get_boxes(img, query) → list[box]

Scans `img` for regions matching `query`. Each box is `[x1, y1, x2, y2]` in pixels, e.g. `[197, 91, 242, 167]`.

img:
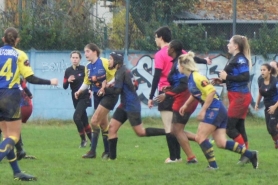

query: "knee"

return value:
[90, 116, 99, 126]
[214, 139, 226, 148]
[108, 124, 117, 135]
[195, 135, 204, 144]
[226, 128, 238, 139]
[170, 126, 179, 136]
[73, 112, 82, 122]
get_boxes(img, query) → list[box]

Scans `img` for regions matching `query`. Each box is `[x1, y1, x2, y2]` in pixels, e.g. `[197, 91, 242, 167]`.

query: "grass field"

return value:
[0, 116, 277, 185]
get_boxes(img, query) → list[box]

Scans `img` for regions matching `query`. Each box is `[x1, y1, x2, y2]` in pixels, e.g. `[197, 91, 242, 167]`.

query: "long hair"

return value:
[261, 63, 276, 76]
[4, 27, 18, 46]
[232, 35, 252, 70]
[178, 51, 199, 73]
[85, 43, 101, 57]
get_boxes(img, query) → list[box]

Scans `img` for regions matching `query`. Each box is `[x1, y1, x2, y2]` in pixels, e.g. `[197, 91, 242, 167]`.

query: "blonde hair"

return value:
[178, 51, 199, 73]
[232, 35, 252, 69]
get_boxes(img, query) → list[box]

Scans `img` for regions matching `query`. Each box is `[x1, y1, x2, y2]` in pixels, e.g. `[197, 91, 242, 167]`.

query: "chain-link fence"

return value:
[1, 0, 278, 56]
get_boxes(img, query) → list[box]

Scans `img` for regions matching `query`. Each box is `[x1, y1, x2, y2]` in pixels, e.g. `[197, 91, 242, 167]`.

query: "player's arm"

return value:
[18, 50, 57, 86]
[165, 76, 187, 97]
[194, 57, 207, 64]
[63, 69, 70, 89]
[149, 69, 162, 99]
[104, 71, 123, 95]
[75, 66, 90, 99]
[226, 58, 250, 82]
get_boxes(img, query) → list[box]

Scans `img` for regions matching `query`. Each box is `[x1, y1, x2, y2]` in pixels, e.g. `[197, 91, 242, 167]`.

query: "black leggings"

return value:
[226, 118, 248, 142]
[264, 109, 278, 137]
[72, 97, 90, 133]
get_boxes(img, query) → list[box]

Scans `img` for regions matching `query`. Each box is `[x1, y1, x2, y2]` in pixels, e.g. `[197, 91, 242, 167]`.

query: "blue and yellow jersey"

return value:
[83, 57, 116, 92]
[188, 71, 220, 108]
[0, 45, 34, 89]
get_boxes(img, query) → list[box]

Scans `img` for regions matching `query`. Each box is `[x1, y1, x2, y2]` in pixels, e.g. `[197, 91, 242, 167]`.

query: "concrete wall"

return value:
[27, 49, 275, 120]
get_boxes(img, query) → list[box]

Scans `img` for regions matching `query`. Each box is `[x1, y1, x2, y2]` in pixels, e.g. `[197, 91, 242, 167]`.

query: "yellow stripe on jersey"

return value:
[9, 49, 34, 88]
[83, 58, 116, 85]
[83, 64, 91, 85]
[193, 72, 218, 102]
[101, 57, 116, 83]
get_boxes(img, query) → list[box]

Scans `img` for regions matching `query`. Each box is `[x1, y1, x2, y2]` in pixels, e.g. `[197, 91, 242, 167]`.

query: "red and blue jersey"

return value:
[224, 53, 250, 93]
[114, 65, 141, 112]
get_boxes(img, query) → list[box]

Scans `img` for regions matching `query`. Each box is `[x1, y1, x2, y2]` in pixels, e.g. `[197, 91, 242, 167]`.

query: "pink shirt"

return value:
[154, 46, 187, 91]
[154, 46, 173, 91]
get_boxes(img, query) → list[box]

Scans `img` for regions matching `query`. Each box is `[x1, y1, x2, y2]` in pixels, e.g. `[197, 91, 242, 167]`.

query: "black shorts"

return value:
[172, 111, 190, 125]
[158, 91, 173, 111]
[93, 92, 102, 109]
[100, 94, 119, 110]
[0, 89, 21, 121]
[112, 107, 142, 126]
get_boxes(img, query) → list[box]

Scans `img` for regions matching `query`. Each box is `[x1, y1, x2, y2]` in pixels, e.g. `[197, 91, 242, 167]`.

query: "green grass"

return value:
[0, 117, 276, 185]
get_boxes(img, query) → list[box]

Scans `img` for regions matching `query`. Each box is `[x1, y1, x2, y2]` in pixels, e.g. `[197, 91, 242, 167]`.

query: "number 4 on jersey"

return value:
[0, 58, 13, 81]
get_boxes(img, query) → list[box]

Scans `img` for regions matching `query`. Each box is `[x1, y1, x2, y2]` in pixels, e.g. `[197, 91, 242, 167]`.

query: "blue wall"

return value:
[26, 49, 277, 120]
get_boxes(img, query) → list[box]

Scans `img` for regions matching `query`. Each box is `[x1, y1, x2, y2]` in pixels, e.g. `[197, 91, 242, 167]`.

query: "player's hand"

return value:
[197, 109, 206, 121]
[219, 70, 227, 80]
[75, 91, 80, 99]
[68, 75, 75, 83]
[210, 78, 223, 85]
[179, 104, 188, 116]
[154, 93, 166, 103]
[254, 104, 259, 111]
[267, 105, 276, 114]
[50, 78, 58, 86]
[97, 88, 105, 96]
[204, 57, 212, 65]
[148, 99, 154, 109]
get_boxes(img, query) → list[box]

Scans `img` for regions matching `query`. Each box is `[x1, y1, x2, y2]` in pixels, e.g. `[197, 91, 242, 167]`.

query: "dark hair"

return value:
[109, 52, 123, 69]
[4, 27, 18, 46]
[262, 63, 276, 75]
[70, 50, 82, 59]
[85, 43, 100, 57]
[169, 40, 183, 57]
[155, 26, 171, 43]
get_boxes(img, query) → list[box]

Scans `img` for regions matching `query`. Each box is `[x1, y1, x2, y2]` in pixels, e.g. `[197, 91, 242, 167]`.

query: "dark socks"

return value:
[166, 133, 179, 160]
[15, 135, 23, 152]
[79, 132, 86, 141]
[225, 140, 253, 158]
[0, 137, 15, 161]
[109, 138, 118, 160]
[84, 125, 92, 141]
[101, 127, 109, 153]
[199, 140, 217, 168]
[7, 149, 21, 174]
[90, 127, 100, 152]
[145, 128, 166, 136]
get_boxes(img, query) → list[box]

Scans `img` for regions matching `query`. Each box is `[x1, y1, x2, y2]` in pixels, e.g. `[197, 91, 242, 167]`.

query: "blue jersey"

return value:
[188, 71, 221, 108]
[85, 58, 106, 92]
[224, 53, 250, 93]
[168, 59, 186, 88]
[0, 45, 34, 89]
[114, 65, 141, 112]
